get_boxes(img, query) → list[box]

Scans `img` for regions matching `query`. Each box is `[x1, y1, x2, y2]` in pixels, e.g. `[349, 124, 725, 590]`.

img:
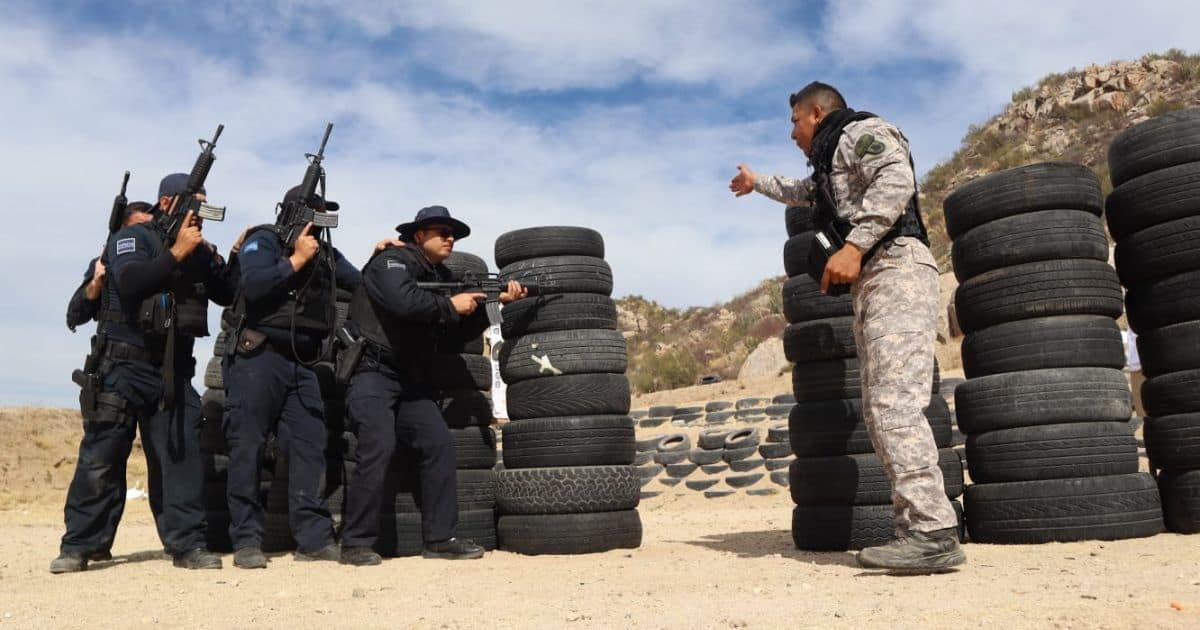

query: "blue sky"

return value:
[1, 0, 1196, 406]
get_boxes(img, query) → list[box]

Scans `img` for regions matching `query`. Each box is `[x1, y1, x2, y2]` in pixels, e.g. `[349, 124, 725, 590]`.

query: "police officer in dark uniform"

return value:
[223, 186, 361, 569]
[52, 175, 238, 573]
[339, 206, 526, 566]
[67, 202, 156, 332]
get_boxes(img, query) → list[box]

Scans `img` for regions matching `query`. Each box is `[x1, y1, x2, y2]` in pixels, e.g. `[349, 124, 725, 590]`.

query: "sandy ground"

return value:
[1, 493, 1198, 629]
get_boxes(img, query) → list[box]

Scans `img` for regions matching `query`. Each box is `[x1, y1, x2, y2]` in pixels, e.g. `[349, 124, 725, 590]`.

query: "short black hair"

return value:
[789, 82, 847, 112]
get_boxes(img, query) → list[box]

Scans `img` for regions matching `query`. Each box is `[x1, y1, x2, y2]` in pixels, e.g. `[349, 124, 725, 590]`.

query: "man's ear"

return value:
[811, 103, 825, 122]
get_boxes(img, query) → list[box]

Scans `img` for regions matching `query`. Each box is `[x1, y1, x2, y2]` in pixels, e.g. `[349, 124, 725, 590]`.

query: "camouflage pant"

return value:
[852, 237, 958, 535]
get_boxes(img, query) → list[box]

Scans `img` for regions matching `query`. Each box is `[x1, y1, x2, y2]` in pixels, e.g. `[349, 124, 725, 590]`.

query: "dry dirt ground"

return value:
[3, 408, 1198, 629]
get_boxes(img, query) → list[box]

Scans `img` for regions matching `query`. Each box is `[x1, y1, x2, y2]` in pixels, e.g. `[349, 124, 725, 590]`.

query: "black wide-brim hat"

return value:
[283, 185, 339, 211]
[395, 205, 470, 239]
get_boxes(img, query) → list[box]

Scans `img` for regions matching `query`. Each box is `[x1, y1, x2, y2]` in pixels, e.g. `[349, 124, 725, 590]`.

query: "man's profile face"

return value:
[125, 209, 154, 227]
[791, 102, 823, 157]
[415, 223, 456, 262]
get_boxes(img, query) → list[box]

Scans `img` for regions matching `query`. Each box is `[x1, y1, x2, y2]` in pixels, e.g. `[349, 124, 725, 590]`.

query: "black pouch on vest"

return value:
[807, 224, 852, 297]
[235, 328, 268, 357]
[137, 292, 173, 334]
[174, 292, 210, 337]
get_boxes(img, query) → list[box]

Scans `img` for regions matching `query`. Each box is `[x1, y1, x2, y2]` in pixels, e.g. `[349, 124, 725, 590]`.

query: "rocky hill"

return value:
[921, 50, 1200, 267]
[622, 50, 1200, 393]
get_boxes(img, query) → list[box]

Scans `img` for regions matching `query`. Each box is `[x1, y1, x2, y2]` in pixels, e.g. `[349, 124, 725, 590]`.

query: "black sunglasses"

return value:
[422, 226, 455, 239]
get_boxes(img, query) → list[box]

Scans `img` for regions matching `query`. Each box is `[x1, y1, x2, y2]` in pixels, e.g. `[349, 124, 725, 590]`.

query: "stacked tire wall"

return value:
[781, 206, 961, 551]
[369, 250, 500, 556]
[1107, 108, 1200, 534]
[495, 227, 642, 554]
[947, 162, 1163, 544]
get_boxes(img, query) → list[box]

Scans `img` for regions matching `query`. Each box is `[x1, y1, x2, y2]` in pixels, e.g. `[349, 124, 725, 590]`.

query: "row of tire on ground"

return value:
[1107, 108, 1200, 534]
[493, 227, 643, 554]
[780, 207, 961, 550]
[632, 396, 795, 428]
[634, 424, 794, 498]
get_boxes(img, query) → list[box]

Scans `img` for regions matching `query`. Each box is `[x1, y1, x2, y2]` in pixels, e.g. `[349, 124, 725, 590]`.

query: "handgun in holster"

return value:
[334, 325, 366, 385]
[807, 174, 852, 297]
[73, 334, 108, 419]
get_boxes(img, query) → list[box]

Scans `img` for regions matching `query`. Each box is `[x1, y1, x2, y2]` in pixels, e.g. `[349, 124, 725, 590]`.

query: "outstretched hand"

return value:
[375, 238, 406, 252]
[729, 164, 758, 197]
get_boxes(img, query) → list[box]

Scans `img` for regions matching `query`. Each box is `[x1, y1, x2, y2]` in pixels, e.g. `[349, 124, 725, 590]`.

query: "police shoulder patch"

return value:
[115, 238, 136, 256]
[854, 133, 887, 158]
[386, 260, 406, 271]
[242, 239, 260, 254]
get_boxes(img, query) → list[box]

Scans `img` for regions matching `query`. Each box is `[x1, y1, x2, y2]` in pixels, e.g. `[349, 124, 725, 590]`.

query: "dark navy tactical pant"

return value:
[341, 362, 458, 548]
[61, 359, 206, 557]
[224, 349, 333, 553]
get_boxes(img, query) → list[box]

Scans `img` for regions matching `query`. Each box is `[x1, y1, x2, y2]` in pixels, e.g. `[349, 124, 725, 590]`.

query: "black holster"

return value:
[334, 326, 365, 385]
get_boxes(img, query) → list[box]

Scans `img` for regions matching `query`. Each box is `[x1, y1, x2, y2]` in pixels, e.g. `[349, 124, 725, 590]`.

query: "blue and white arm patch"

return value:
[241, 239, 260, 254]
[386, 260, 406, 271]
[115, 238, 136, 256]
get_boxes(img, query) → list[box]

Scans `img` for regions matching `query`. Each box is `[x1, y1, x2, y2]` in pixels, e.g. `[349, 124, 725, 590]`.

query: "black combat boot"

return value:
[857, 527, 966, 573]
[173, 548, 223, 570]
[233, 547, 268, 569]
[422, 538, 485, 560]
[49, 552, 87, 574]
[88, 550, 113, 562]
[294, 544, 340, 562]
[339, 546, 383, 567]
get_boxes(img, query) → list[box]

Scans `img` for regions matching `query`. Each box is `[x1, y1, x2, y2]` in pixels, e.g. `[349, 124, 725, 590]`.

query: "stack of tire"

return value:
[199, 324, 237, 553]
[1106, 108, 1200, 534]
[780, 205, 960, 550]
[946, 162, 1164, 544]
[364, 250, 501, 556]
[494, 226, 642, 554]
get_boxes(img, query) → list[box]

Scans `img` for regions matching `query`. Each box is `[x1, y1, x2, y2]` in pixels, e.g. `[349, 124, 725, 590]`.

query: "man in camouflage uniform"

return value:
[730, 81, 964, 572]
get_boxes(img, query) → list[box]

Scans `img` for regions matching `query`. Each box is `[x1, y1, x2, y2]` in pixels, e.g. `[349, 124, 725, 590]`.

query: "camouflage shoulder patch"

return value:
[854, 133, 886, 158]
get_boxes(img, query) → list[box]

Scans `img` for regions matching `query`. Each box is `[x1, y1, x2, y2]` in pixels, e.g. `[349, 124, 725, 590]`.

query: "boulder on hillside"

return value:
[737, 337, 788, 381]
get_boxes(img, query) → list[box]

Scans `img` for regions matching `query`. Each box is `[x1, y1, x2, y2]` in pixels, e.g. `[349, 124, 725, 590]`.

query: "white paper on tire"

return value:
[488, 323, 508, 419]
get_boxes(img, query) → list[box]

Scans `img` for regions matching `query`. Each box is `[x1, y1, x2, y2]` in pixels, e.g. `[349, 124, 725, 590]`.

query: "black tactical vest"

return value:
[241, 224, 337, 336]
[809, 109, 929, 260]
[102, 222, 210, 339]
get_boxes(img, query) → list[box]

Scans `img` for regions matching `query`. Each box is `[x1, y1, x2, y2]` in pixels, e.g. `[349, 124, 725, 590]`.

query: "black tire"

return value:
[788, 396, 952, 457]
[700, 463, 728, 475]
[726, 473, 764, 488]
[965, 422, 1138, 484]
[783, 232, 813, 278]
[792, 502, 964, 551]
[655, 433, 691, 452]
[1144, 413, 1200, 470]
[496, 466, 639, 515]
[201, 418, 227, 456]
[462, 335, 485, 355]
[686, 479, 719, 491]
[791, 358, 861, 402]
[389, 468, 497, 513]
[377, 509, 496, 557]
[502, 415, 634, 468]
[443, 251, 489, 280]
[782, 275, 853, 324]
[1126, 269, 1200, 334]
[430, 353, 493, 390]
[452, 426, 498, 469]
[500, 255, 613, 296]
[1107, 107, 1200, 188]
[688, 448, 723, 465]
[204, 357, 223, 390]
[1137, 320, 1200, 378]
[766, 424, 789, 443]
[1108, 161, 1200, 241]
[782, 317, 856, 362]
[500, 294, 618, 338]
[499, 329, 627, 384]
[1115, 215, 1200, 286]
[1159, 469, 1200, 534]
[653, 450, 688, 465]
[437, 389, 493, 428]
[1142, 369, 1200, 417]
[494, 227, 605, 269]
[636, 463, 663, 481]
[954, 259, 1123, 334]
[961, 315, 1124, 378]
[964, 473, 1164, 544]
[498, 510, 642, 555]
[943, 162, 1102, 239]
[758, 443, 792, 459]
[506, 374, 630, 420]
[647, 405, 675, 418]
[724, 428, 761, 449]
[955, 367, 1131, 434]
[697, 430, 730, 450]
[201, 388, 225, 422]
[634, 436, 659, 452]
[785, 205, 817, 237]
[730, 458, 765, 473]
[723, 446, 757, 463]
[951, 210, 1108, 282]
[788, 448, 962, 505]
[704, 411, 732, 425]
[213, 330, 230, 358]
[705, 401, 733, 412]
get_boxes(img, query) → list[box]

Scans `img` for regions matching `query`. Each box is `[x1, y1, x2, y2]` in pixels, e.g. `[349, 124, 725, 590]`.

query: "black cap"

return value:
[283, 185, 340, 211]
[158, 173, 205, 199]
[395, 205, 470, 240]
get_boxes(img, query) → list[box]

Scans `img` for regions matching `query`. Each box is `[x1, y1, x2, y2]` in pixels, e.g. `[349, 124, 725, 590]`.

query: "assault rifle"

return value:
[107, 171, 131, 234]
[160, 124, 226, 243]
[278, 122, 337, 248]
[417, 272, 540, 325]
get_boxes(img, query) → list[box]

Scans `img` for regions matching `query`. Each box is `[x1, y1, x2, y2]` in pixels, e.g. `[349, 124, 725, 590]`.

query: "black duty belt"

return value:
[104, 339, 163, 366]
